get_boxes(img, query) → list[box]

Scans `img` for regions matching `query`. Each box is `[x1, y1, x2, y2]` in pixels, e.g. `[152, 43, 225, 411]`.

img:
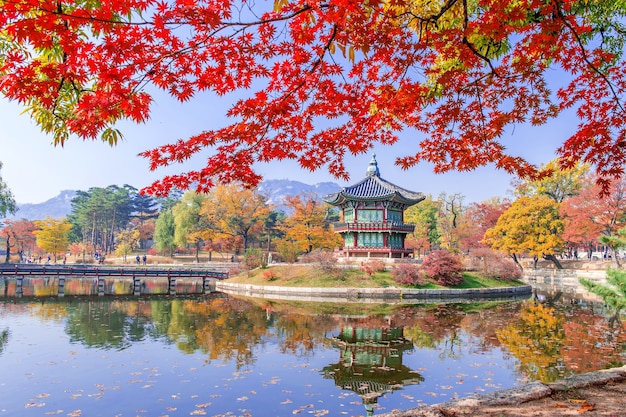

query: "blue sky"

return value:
[0, 86, 575, 205]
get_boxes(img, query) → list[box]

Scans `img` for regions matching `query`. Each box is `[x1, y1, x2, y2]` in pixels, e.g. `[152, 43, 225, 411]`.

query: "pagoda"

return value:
[323, 155, 424, 259]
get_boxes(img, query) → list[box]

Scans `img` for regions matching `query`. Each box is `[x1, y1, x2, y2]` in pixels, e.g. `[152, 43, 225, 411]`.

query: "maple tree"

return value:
[199, 183, 272, 252]
[561, 174, 626, 259]
[2, 0, 626, 195]
[0, 219, 37, 263]
[484, 195, 565, 268]
[278, 194, 339, 253]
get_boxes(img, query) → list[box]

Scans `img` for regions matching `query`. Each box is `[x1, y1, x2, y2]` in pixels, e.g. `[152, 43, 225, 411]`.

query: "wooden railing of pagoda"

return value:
[332, 222, 415, 233]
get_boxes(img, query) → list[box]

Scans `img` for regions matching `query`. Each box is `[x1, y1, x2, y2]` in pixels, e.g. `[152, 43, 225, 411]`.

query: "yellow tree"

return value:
[279, 194, 340, 254]
[115, 229, 140, 263]
[33, 217, 72, 262]
[200, 183, 272, 253]
[484, 196, 565, 269]
[513, 159, 589, 203]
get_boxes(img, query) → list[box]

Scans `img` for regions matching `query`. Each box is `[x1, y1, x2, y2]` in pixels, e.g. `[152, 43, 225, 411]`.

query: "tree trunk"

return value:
[543, 254, 563, 269]
[4, 235, 10, 264]
[510, 253, 523, 271]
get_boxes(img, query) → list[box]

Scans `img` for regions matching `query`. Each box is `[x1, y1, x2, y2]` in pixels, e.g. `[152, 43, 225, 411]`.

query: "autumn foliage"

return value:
[420, 250, 464, 286]
[2, 0, 626, 195]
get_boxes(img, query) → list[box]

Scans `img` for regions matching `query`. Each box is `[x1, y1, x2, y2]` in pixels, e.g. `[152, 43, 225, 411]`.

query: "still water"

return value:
[0, 291, 624, 417]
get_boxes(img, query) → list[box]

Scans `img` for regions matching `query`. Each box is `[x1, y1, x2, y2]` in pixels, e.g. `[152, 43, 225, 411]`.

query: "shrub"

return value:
[391, 262, 423, 286]
[244, 248, 266, 269]
[262, 269, 279, 281]
[275, 239, 301, 263]
[360, 259, 387, 276]
[467, 248, 521, 281]
[421, 250, 464, 286]
[299, 249, 337, 272]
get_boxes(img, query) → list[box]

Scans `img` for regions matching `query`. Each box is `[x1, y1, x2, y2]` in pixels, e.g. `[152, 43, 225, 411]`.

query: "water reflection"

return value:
[323, 325, 422, 416]
[0, 294, 624, 416]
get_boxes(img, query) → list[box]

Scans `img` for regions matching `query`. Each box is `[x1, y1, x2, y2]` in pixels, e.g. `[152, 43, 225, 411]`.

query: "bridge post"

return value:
[58, 277, 65, 297]
[97, 276, 105, 296]
[202, 277, 216, 293]
[133, 275, 141, 296]
[168, 276, 176, 295]
[16, 276, 23, 298]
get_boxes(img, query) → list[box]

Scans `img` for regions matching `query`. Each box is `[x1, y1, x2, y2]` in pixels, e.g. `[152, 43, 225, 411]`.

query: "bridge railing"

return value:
[0, 264, 229, 279]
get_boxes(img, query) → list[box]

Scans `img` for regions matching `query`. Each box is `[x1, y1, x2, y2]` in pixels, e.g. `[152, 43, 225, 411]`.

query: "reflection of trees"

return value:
[64, 300, 158, 349]
[561, 308, 626, 373]
[497, 301, 567, 382]
[0, 328, 10, 355]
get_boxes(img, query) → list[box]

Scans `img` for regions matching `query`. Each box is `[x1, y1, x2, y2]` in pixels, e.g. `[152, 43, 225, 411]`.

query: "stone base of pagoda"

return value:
[336, 247, 413, 259]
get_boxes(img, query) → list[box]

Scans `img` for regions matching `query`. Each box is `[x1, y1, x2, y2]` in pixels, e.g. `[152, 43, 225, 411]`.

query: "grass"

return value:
[227, 264, 524, 289]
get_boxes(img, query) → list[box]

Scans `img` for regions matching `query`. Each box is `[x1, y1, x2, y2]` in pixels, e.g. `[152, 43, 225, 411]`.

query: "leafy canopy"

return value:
[2, 0, 626, 195]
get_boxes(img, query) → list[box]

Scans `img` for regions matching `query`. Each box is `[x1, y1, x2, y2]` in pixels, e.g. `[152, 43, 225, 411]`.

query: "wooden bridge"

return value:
[0, 264, 229, 298]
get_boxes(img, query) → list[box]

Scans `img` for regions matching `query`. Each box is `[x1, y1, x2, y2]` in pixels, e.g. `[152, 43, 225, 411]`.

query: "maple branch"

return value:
[460, 0, 499, 76]
[554, 0, 625, 113]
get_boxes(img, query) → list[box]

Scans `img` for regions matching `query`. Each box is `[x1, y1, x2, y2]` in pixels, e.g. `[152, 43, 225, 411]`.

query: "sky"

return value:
[0, 85, 576, 206]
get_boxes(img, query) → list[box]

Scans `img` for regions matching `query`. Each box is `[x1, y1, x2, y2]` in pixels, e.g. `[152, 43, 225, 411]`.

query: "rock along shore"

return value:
[377, 365, 626, 417]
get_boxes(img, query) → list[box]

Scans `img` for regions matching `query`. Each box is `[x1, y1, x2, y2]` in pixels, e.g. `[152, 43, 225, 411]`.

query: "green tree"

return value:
[581, 268, 626, 321]
[172, 191, 210, 263]
[484, 196, 565, 269]
[154, 209, 176, 256]
[404, 195, 440, 257]
[0, 162, 16, 218]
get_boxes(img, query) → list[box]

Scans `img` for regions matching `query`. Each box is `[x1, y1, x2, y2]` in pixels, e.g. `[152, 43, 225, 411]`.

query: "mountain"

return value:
[257, 179, 342, 211]
[4, 190, 76, 221]
[2, 180, 342, 221]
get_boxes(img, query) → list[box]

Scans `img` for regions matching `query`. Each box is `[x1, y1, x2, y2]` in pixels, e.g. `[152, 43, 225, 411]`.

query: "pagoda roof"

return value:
[323, 155, 425, 207]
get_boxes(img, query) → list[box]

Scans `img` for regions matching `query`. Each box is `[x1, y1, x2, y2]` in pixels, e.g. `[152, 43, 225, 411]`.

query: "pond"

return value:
[0, 289, 624, 417]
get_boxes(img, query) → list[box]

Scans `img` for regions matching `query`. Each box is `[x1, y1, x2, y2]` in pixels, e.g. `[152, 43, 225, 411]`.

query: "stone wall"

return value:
[521, 269, 607, 302]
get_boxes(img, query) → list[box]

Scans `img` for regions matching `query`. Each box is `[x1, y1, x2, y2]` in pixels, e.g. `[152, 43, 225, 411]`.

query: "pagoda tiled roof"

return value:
[323, 155, 425, 206]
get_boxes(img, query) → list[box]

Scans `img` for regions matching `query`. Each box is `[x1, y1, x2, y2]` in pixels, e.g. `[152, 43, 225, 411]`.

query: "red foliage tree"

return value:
[561, 175, 626, 257]
[0, 219, 38, 262]
[420, 250, 464, 286]
[2, 1, 626, 194]
[460, 198, 511, 251]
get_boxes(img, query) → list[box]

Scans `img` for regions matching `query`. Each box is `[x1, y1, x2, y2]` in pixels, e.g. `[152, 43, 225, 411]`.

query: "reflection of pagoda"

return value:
[324, 155, 425, 259]
[322, 325, 423, 416]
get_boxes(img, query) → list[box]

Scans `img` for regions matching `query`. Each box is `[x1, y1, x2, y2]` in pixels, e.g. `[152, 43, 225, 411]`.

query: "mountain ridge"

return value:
[3, 180, 342, 221]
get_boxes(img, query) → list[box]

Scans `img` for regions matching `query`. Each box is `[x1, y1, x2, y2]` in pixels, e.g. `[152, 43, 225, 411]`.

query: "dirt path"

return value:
[381, 366, 626, 417]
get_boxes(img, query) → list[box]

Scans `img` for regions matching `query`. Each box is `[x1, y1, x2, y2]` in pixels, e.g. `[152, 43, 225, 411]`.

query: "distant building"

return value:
[323, 155, 424, 259]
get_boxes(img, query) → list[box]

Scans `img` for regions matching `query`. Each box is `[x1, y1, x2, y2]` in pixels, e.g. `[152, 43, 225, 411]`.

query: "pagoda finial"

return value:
[366, 153, 380, 177]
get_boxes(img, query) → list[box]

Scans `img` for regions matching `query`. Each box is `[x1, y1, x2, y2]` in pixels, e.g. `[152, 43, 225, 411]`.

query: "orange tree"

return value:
[2, 1, 626, 195]
[278, 194, 340, 254]
[484, 195, 565, 269]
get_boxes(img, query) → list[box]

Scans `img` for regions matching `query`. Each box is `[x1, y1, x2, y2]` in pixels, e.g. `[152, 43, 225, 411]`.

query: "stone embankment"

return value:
[215, 281, 532, 303]
[378, 366, 626, 417]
